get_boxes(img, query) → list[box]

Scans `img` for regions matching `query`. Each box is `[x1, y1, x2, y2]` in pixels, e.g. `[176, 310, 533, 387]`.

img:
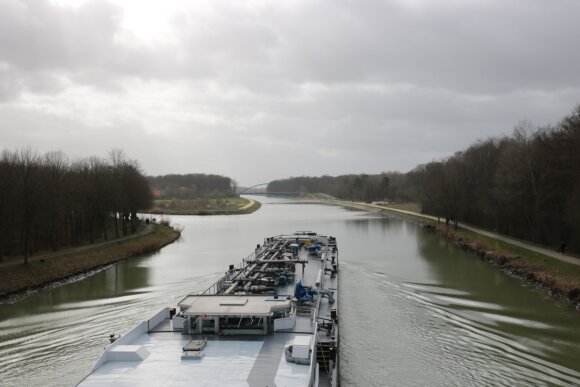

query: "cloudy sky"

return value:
[1, 0, 579, 186]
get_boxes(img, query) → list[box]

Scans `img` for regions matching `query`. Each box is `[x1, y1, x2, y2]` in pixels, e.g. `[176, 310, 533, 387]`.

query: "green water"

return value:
[0, 197, 578, 386]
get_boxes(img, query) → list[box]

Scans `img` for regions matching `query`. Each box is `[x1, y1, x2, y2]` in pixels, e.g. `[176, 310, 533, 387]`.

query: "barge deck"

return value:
[78, 232, 339, 387]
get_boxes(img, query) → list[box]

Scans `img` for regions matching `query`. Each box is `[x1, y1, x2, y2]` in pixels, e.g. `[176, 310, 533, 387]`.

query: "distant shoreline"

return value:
[148, 198, 261, 215]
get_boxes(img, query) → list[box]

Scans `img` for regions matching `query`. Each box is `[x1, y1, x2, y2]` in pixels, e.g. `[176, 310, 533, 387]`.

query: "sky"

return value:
[1, 0, 579, 186]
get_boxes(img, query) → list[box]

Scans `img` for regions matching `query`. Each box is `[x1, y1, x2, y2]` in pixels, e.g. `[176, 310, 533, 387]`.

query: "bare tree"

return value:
[0, 148, 153, 264]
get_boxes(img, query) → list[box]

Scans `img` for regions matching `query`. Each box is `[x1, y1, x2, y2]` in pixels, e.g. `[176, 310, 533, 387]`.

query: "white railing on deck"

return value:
[307, 325, 319, 387]
[89, 308, 170, 372]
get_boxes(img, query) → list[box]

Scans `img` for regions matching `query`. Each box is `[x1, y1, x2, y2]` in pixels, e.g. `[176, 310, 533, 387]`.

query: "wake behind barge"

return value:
[78, 232, 339, 386]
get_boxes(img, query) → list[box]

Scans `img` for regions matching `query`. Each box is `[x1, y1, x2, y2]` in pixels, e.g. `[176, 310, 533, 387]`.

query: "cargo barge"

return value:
[78, 232, 339, 386]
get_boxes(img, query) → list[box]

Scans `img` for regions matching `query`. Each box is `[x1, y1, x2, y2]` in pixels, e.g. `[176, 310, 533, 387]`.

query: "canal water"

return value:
[0, 197, 579, 386]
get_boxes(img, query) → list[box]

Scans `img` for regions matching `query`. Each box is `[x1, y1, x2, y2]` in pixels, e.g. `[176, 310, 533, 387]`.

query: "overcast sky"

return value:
[1, 0, 579, 186]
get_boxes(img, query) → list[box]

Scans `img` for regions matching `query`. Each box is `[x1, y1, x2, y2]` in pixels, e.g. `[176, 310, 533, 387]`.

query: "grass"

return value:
[0, 224, 149, 266]
[0, 223, 181, 299]
[327, 198, 580, 304]
[301, 193, 331, 200]
[384, 202, 422, 213]
[150, 197, 259, 215]
[438, 225, 580, 302]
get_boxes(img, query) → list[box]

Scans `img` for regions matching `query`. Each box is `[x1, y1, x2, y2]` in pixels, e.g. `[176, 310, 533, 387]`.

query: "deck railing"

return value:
[200, 249, 258, 295]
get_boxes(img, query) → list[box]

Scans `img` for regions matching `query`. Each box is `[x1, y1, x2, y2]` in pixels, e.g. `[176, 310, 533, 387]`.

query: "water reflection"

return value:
[344, 213, 402, 234]
[0, 197, 579, 386]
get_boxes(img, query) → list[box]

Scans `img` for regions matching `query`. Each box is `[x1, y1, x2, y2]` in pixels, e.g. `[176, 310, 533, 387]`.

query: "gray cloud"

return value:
[0, 0, 579, 185]
[0, 1, 122, 70]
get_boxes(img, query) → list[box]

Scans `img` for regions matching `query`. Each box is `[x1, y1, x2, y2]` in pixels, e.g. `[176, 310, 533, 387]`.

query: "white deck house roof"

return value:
[178, 295, 291, 317]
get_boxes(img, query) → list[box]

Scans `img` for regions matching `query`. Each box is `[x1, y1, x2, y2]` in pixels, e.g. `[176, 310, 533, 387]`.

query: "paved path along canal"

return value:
[336, 200, 580, 267]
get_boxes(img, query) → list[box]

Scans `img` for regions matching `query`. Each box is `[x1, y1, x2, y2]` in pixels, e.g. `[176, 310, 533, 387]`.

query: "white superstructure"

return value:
[78, 232, 339, 387]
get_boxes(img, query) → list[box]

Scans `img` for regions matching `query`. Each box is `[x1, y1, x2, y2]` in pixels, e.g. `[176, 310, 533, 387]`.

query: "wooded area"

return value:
[0, 149, 152, 264]
[268, 106, 580, 253]
[267, 172, 416, 203]
[411, 106, 580, 253]
[147, 174, 236, 199]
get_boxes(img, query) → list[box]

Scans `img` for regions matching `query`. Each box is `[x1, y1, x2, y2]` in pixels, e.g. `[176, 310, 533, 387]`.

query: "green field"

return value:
[150, 197, 260, 215]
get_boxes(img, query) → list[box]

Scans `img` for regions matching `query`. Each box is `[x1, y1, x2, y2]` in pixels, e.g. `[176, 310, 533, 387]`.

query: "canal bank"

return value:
[1, 196, 579, 386]
[0, 222, 181, 302]
[149, 197, 261, 215]
[328, 199, 580, 309]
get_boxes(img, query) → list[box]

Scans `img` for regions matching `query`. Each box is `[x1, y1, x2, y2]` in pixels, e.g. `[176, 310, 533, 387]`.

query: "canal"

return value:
[0, 197, 579, 386]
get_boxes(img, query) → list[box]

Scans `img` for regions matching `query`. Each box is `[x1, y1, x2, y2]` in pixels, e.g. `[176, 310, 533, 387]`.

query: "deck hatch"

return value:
[178, 295, 291, 316]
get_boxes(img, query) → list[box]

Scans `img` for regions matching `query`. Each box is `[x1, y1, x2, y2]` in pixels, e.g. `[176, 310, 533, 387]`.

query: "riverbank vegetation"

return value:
[410, 107, 580, 255]
[431, 224, 580, 305]
[149, 197, 260, 215]
[146, 174, 260, 215]
[268, 172, 415, 203]
[0, 222, 180, 300]
[147, 173, 237, 199]
[0, 149, 152, 265]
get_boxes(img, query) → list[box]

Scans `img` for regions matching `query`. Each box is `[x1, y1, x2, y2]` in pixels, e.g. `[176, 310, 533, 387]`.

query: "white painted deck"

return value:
[79, 233, 338, 387]
[79, 331, 311, 386]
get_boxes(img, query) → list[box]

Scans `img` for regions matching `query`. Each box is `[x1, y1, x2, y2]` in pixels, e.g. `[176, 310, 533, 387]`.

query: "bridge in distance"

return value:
[238, 183, 303, 196]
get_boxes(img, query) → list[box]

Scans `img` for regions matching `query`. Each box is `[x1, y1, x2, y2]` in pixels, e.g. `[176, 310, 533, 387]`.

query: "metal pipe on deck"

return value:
[317, 289, 334, 303]
[224, 281, 239, 294]
[315, 269, 323, 288]
[224, 261, 260, 294]
[244, 263, 268, 290]
[249, 259, 307, 264]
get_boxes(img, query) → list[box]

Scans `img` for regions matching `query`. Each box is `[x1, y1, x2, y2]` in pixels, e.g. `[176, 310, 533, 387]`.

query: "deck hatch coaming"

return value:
[178, 294, 292, 317]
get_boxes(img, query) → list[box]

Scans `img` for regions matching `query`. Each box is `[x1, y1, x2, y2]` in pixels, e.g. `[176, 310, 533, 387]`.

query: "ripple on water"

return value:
[342, 265, 580, 386]
[2, 201, 580, 386]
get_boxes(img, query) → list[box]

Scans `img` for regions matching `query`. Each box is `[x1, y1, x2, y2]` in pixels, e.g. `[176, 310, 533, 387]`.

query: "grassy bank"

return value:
[433, 224, 580, 305]
[385, 203, 421, 213]
[149, 197, 261, 215]
[328, 199, 580, 307]
[0, 223, 181, 300]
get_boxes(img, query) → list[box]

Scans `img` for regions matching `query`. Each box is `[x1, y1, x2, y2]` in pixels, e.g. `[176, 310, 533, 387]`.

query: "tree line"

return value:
[268, 105, 580, 253]
[0, 149, 152, 264]
[411, 106, 580, 253]
[267, 172, 416, 203]
[147, 174, 236, 199]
